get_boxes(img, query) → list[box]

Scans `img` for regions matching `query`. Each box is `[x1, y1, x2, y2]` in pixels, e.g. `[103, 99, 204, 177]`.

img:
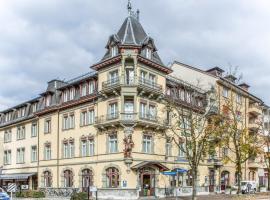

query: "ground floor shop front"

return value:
[0, 161, 268, 199]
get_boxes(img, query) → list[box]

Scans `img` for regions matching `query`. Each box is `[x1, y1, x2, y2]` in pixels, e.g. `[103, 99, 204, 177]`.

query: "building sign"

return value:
[89, 186, 97, 192]
[21, 185, 29, 190]
[122, 180, 127, 188]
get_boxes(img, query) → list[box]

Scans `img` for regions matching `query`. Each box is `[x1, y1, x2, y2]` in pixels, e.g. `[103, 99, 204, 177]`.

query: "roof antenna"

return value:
[127, 0, 132, 16]
[136, 9, 140, 21]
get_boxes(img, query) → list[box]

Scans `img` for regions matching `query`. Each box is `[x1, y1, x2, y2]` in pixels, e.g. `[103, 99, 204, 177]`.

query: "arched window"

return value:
[82, 169, 93, 192]
[44, 171, 52, 187]
[64, 170, 73, 187]
[106, 167, 119, 188]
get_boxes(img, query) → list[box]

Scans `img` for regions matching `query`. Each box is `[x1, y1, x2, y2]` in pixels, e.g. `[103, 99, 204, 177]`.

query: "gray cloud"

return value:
[0, 0, 270, 110]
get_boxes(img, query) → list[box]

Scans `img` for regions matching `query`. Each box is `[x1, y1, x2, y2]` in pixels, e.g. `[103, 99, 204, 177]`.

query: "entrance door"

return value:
[139, 168, 155, 197]
[209, 170, 215, 192]
[221, 171, 230, 191]
[82, 169, 93, 194]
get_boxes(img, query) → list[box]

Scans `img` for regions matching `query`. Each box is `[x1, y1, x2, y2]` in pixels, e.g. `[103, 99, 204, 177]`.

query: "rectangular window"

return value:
[31, 123, 38, 137]
[45, 95, 51, 107]
[31, 146, 37, 162]
[81, 140, 87, 157]
[17, 126, 25, 140]
[63, 115, 69, 130]
[236, 94, 242, 104]
[140, 102, 147, 118]
[44, 144, 51, 160]
[44, 119, 51, 133]
[179, 143, 186, 157]
[88, 109, 95, 125]
[149, 74, 156, 86]
[16, 147, 25, 164]
[223, 87, 229, 98]
[81, 84, 87, 96]
[4, 130, 12, 143]
[146, 48, 152, 59]
[111, 46, 117, 57]
[181, 118, 191, 136]
[69, 114, 75, 129]
[63, 90, 69, 102]
[149, 105, 156, 120]
[165, 139, 172, 156]
[80, 111, 87, 126]
[4, 150, 11, 165]
[108, 103, 118, 119]
[140, 70, 147, 81]
[69, 87, 75, 100]
[109, 134, 118, 153]
[89, 81, 95, 94]
[63, 141, 74, 158]
[109, 70, 118, 83]
[143, 135, 152, 154]
[88, 139, 95, 156]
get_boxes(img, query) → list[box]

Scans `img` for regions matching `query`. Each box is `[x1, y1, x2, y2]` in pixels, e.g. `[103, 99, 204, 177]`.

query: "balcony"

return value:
[95, 112, 168, 129]
[249, 103, 262, 116]
[248, 119, 260, 131]
[101, 76, 163, 96]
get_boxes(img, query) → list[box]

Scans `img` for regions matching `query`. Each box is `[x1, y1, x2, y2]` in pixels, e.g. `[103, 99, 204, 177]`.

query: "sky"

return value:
[0, 0, 270, 111]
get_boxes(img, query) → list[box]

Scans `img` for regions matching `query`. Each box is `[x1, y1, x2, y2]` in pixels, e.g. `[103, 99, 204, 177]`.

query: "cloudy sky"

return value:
[0, 0, 270, 110]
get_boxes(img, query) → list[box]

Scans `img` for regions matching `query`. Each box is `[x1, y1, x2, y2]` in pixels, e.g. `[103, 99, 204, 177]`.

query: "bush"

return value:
[15, 190, 45, 198]
[70, 192, 88, 200]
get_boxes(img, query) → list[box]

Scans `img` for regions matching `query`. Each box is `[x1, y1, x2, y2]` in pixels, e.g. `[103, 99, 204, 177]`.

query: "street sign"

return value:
[7, 183, 16, 192]
[89, 186, 97, 192]
[21, 185, 29, 190]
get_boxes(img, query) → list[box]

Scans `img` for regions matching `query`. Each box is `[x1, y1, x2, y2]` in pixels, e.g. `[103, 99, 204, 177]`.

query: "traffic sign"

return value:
[7, 183, 16, 192]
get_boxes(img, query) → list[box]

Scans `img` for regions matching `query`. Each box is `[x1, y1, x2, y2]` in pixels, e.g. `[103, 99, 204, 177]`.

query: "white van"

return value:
[240, 181, 257, 194]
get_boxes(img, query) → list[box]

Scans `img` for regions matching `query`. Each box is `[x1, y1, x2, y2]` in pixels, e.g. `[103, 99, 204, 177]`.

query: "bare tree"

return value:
[214, 87, 264, 194]
[164, 78, 218, 200]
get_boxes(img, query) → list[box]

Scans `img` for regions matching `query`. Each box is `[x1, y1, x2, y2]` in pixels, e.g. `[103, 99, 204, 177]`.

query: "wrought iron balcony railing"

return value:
[101, 76, 163, 93]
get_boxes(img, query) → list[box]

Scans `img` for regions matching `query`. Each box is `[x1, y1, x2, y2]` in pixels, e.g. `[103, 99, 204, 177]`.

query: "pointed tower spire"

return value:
[127, 0, 132, 16]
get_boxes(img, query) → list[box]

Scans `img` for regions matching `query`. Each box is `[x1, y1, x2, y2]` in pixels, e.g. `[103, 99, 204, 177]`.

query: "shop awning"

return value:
[162, 171, 177, 176]
[0, 173, 37, 180]
[131, 161, 169, 171]
[174, 168, 188, 173]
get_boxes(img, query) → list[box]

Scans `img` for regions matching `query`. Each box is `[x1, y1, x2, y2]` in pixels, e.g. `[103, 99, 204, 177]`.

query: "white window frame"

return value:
[143, 135, 152, 154]
[31, 146, 37, 162]
[109, 134, 118, 153]
[31, 123, 38, 137]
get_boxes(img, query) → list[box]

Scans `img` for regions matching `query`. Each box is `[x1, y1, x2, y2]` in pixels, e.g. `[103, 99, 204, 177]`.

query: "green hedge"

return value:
[15, 190, 45, 198]
[70, 192, 88, 200]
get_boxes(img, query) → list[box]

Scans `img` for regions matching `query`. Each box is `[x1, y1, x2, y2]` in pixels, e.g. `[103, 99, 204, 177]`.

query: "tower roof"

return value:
[117, 16, 148, 46]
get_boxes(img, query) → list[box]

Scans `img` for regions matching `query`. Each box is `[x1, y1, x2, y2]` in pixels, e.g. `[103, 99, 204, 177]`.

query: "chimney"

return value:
[239, 83, 250, 91]
[206, 67, 224, 77]
[47, 79, 66, 92]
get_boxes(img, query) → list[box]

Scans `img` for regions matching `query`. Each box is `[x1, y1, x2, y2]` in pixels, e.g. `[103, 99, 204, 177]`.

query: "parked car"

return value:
[0, 187, 10, 200]
[232, 181, 257, 194]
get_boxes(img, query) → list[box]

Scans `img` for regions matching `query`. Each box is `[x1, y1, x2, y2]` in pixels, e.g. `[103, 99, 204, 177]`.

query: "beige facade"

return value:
[0, 5, 266, 200]
[171, 62, 265, 189]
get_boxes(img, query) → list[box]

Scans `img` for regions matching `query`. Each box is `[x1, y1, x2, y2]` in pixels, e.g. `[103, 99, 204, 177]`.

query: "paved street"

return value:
[12, 194, 270, 200]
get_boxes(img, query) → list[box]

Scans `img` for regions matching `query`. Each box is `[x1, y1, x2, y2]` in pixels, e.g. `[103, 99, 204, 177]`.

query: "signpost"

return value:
[89, 186, 98, 200]
[7, 183, 16, 200]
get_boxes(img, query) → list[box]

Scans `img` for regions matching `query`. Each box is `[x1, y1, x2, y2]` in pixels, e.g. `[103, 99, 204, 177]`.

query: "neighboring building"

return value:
[171, 61, 265, 191]
[262, 105, 270, 188]
[0, 2, 266, 199]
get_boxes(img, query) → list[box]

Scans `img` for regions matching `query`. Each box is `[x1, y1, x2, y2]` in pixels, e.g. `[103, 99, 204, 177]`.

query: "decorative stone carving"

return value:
[123, 134, 134, 159]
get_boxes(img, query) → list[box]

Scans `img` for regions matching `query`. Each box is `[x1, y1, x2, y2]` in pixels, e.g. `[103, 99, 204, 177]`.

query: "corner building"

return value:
[0, 6, 263, 199]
